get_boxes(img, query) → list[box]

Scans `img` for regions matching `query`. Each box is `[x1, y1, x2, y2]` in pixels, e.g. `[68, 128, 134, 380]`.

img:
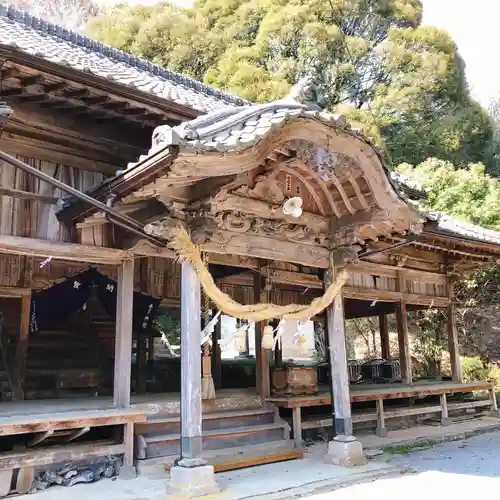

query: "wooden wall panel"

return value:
[0, 156, 104, 242]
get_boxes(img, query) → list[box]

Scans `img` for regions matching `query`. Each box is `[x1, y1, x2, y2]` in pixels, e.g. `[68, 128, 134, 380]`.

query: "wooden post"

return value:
[253, 269, 270, 397]
[180, 261, 203, 461]
[326, 272, 352, 438]
[136, 332, 148, 394]
[395, 271, 412, 385]
[447, 278, 462, 383]
[375, 399, 387, 437]
[379, 314, 390, 360]
[113, 259, 134, 409]
[211, 313, 222, 390]
[13, 292, 31, 400]
[440, 393, 450, 425]
[292, 407, 302, 448]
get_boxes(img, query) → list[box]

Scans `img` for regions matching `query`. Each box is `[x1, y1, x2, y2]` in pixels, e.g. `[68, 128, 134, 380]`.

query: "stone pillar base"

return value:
[167, 465, 220, 499]
[325, 436, 366, 467]
[118, 465, 137, 480]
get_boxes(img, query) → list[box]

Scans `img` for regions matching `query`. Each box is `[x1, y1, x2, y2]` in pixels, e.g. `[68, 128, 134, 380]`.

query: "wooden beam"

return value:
[395, 271, 412, 385]
[0, 187, 58, 204]
[343, 287, 450, 307]
[203, 232, 331, 269]
[379, 313, 390, 360]
[210, 193, 329, 233]
[113, 259, 134, 408]
[0, 234, 133, 264]
[447, 277, 462, 383]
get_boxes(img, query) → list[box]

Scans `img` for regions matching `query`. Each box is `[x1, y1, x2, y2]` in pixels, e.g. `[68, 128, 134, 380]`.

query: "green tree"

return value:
[397, 159, 500, 364]
[86, 0, 494, 167]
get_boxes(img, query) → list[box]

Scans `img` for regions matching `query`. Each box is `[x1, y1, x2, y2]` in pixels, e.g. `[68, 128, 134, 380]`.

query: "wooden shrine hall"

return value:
[0, 5, 500, 495]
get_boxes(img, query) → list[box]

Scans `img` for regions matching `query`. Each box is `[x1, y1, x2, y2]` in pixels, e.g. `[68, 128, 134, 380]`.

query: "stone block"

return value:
[167, 465, 220, 499]
[325, 437, 366, 467]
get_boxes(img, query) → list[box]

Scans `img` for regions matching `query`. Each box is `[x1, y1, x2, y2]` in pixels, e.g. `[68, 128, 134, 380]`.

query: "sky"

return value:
[422, 0, 500, 108]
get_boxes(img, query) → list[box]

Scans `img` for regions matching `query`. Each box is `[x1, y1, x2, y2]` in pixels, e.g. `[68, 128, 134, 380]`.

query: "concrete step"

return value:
[136, 423, 289, 459]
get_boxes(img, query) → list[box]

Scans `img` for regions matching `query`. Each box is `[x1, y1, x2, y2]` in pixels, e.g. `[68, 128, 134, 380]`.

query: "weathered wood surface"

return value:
[0, 155, 103, 241]
[326, 267, 352, 436]
[0, 235, 132, 264]
[0, 441, 125, 470]
[113, 259, 135, 408]
[379, 314, 390, 360]
[447, 276, 462, 383]
[0, 408, 146, 436]
[180, 261, 203, 459]
[12, 292, 31, 400]
[268, 381, 494, 408]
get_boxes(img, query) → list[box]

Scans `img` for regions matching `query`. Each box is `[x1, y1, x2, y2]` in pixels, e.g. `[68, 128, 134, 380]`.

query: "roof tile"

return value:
[0, 4, 249, 114]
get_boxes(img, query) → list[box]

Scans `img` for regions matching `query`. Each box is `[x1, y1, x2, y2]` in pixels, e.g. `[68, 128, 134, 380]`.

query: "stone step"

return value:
[136, 422, 289, 459]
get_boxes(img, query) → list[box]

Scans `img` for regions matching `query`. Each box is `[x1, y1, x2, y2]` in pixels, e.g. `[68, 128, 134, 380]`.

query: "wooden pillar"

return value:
[136, 332, 148, 394]
[395, 302, 412, 385]
[326, 273, 352, 437]
[13, 292, 31, 401]
[253, 269, 270, 397]
[180, 261, 203, 460]
[113, 259, 134, 408]
[395, 271, 412, 385]
[447, 278, 462, 382]
[211, 313, 222, 390]
[379, 314, 390, 360]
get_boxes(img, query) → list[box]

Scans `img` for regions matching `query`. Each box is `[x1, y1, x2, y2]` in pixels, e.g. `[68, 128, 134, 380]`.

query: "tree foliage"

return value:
[3, 0, 101, 30]
[398, 158, 500, 363]
[86, 0, 494, 168]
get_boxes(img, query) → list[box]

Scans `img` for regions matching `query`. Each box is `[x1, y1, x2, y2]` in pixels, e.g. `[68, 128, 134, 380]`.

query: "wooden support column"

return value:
[395, 271, 412, 385]
[447, 277, 462, 383]
[13, 292, 31, 401]
[211, 312, 222, 391]
[180, 261, 203, 461]
[136, 332, 148, 394]
[253, 268, 270, 397]
[113, 259, 134, 409]
[379, 314, 390, 360]
[326, 271, 352, 438]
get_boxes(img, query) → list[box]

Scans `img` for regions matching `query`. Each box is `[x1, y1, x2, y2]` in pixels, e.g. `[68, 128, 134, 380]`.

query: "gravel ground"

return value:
[299, 431, 500, 500]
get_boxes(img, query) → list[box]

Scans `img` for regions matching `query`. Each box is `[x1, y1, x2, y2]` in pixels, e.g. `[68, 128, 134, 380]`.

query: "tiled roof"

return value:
[148, 102, 375, 155]
[426, 212, 500, 245]
[0, 4, 249, 113]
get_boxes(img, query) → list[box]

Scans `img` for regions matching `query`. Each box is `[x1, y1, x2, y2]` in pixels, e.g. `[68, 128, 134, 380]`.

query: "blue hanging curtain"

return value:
[29, 268, 161, 333]
[30, 268, 95, 333]
[92, 269, 161, 331]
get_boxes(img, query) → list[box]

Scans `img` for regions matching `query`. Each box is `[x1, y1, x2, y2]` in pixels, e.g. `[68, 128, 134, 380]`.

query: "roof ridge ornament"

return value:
[285, 74, 322, 110]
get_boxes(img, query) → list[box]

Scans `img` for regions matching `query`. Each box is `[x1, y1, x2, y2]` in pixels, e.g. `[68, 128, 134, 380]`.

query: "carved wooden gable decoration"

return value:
[84, 82, 425, 267]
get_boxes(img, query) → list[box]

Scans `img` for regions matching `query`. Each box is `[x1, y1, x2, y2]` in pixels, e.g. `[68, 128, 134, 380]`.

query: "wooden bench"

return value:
[268, 381, 498, 447]
[0, 408, 146, 497]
